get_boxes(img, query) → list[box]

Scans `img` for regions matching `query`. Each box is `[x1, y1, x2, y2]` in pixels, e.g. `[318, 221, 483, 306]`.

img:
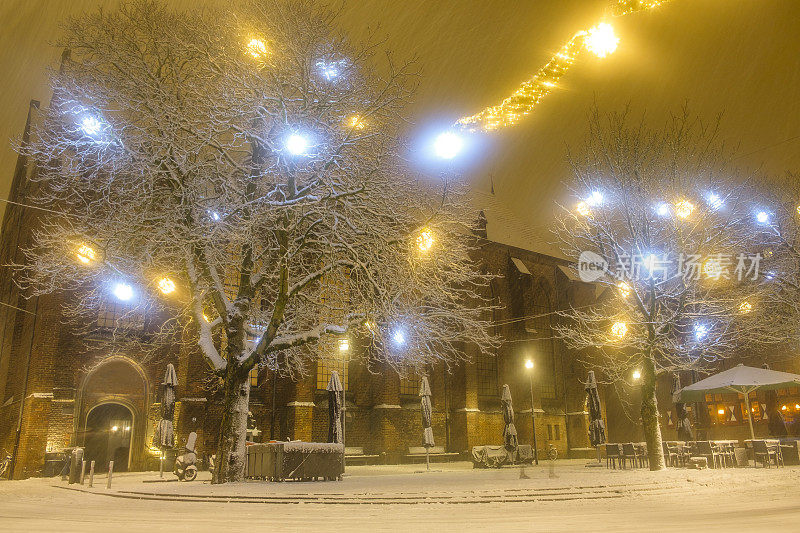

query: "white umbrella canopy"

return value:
[674, 364, 800, 439]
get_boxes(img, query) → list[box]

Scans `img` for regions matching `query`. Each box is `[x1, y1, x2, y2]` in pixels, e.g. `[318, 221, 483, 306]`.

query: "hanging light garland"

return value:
[455, 0, 673, 133]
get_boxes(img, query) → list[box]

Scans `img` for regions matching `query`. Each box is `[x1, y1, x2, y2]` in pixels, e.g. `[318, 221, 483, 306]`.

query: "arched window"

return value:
[529, 281, 557, 400]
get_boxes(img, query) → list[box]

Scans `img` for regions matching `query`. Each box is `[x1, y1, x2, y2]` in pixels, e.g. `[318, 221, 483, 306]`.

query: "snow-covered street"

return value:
[2, 460, 799, 532]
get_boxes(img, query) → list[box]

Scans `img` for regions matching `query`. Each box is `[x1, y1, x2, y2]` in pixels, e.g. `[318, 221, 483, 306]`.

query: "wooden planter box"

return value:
[246, 442, 344, 481]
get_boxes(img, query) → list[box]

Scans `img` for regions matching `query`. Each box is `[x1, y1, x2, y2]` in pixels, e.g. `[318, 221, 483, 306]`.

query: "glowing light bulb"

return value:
[417, 228, 434, 252]
[675, 200, 695, 219]
[113, 283, 133, 302]
[525, 360, 534, 370]
[584, 23, 619, 58]
[434, 132, 463, 159]
[285, 133, 309, 155]
[718, 408, 726, 415]
[111, 426, 119, 432]
[158, 277, 176, 294]
[694, 323, 709, 340]
[76, 244, 96, 264]
[655, 203, 670, 217]
[246, 38, 269, 59]
[707, 193, 723, 210]
[632, 369, 641, 380]
[347, 115, 365, 130]
[338, 338, 350, 352]
[81, 116, 102, 136]
[617, 281, 631, 298]
[576, 201, 592, 217]
[393, 330, 406, 346]
[611, 321, 628, 339]
[756, 211, 770, 224]
[739, 301, 753, 314]
[586, 191, 603, 207]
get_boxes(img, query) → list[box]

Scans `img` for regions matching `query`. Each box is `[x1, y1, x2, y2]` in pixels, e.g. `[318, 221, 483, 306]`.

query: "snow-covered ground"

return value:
[2, 460, 799, 532]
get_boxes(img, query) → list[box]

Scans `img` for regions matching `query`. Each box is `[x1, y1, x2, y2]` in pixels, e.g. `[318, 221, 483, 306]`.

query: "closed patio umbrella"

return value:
[672, 374, 694, 442]
[326, 371, 344, 444]
[674, 364, 800, 440]
[501, 384, 518, 458]
[585, 371, 606, 462]
[154, 363, 177, 450]
[419, 376, 434, 470]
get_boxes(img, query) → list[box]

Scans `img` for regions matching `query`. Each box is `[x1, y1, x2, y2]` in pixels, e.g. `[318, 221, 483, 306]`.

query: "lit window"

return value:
[249, 367, 259, 387]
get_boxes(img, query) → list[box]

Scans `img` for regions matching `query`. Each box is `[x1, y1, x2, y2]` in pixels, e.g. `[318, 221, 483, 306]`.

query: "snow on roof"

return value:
[469, 189, 564, 259]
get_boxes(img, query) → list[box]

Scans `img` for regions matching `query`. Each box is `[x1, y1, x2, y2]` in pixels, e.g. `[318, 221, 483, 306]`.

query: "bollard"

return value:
[160, 455, 164, 478]
[80, 460, 86, 485]
[68, 448, 84, 485]
[106, 460, 114, 489]
[88, 461, 95, 488]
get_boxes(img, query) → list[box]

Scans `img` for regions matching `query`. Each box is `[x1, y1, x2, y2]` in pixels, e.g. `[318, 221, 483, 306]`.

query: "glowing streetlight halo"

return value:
[756, 211, 770, 224]
[675, 199, 695, 219]
[433, 132, 464, 160]
[632, 369, 641, 380]
[338, 338, 350, 352]
[81, 116, 102, 137]
[76, 243, 96, 265]
[525, 359, 534, 370]
[246, 38, 270, 60]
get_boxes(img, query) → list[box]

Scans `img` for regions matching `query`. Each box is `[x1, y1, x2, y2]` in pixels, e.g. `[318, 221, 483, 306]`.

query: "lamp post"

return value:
[525, 359, 539, 465]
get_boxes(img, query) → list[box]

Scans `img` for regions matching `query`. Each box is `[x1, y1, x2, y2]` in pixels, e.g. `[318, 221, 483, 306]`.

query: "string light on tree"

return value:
[610, 320, 628, 339]
[416, 228, 435, 252]
[707, 193, 724, 210]
[739, 301, 753, 314]
[576, 201, 592, 217]
[347, 115, 365, 130]
[245, 38, 270, 60]
[675, 199, 695, 219]
[285, 133, 309, 155]
[76, 243, 96, 264]
[617, 281, 631, 298]
[158, 277, 176, 294]
[113, 282, 134, 302]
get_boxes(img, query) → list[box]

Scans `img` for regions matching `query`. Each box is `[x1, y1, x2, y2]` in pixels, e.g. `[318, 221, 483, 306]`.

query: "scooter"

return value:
[173, 432, 198, 482]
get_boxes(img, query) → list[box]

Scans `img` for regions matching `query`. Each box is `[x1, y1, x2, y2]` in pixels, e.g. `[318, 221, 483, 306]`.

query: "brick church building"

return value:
[0, 100, 606, 479]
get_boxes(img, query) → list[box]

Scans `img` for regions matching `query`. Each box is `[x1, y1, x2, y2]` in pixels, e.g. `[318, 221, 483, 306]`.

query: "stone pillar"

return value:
[285, 372, 316, 442]
[368, 363, 402, 461]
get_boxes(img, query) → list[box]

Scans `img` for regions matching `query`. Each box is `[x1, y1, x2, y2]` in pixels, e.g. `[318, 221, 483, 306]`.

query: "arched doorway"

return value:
[77, 356, 148, 471]
[84, 403, 134, 472]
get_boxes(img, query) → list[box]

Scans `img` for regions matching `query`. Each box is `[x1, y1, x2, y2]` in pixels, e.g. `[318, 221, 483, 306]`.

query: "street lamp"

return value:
[525, 359, 539, 465]
[632, 369, 641, 380]
[433, 132, 463, 159]
[285, 133, 309, 156]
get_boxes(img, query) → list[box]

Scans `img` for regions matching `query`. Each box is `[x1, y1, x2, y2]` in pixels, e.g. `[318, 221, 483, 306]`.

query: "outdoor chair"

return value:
[753, 440, 784, 468]
[621, 443, 642, 469]
[634, 443, 649, 468]
[605, 443, 621, 469]
[695, 441, 724, 469]
[662, 442, 678, 467]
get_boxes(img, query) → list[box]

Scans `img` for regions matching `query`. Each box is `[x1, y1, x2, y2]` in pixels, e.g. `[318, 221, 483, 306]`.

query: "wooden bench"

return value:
[404, 446, 460, 463]
[344, 446, 381, 465]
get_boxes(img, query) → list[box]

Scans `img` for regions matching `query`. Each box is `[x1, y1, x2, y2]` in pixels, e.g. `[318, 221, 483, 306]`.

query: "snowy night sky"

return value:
[1, 0, 799, 230]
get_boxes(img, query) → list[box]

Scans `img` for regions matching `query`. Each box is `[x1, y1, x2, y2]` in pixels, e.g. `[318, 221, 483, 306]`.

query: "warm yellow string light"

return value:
[456, 0, 673, 132]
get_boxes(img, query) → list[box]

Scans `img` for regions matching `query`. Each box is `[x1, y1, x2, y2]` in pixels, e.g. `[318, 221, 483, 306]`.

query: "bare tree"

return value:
[18, 0, 495, 483]
[552, 108, 781, 470]
[757, 174, 800, 342]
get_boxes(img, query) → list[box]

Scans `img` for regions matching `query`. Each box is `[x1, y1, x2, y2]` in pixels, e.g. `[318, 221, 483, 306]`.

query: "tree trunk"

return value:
[640, 358, 666, 471]
[212, 365, 251, 484]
